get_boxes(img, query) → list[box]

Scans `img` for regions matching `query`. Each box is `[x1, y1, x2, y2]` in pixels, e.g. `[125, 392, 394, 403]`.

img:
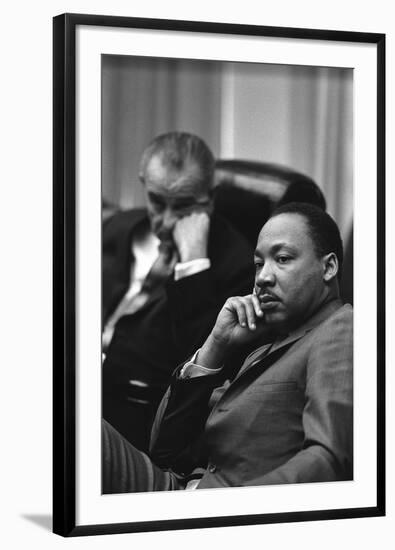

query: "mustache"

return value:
[254, 289, 280, 302]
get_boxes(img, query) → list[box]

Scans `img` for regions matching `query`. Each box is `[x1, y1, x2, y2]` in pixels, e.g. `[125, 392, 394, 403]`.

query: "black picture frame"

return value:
[53, 12, 386, 537]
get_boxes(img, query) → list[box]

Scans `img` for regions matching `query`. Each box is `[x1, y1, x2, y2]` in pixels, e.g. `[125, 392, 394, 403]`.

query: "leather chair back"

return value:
[214, 159, 352, 304]
[214, 159, 326, 248]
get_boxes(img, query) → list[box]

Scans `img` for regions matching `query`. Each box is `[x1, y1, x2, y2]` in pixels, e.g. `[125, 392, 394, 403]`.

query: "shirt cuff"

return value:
[179, 349, 223, 379]
[174, 258, 211, 281]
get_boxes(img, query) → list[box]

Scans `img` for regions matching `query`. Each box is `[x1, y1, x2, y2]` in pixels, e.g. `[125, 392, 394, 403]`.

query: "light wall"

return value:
[102, 55, 353, 237]
[3, 1, 393, 549]
[221, 63, 353, 236]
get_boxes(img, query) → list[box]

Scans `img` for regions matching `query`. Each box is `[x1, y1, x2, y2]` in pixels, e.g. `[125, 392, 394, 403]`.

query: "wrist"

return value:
[178, 245, 208, 263]
[197, 332, 228, 370]
[209, 328, 230, 349]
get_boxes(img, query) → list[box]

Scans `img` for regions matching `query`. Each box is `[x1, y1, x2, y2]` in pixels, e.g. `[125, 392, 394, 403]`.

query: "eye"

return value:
[254, 261, 264, 271]
[276, 255, 291, 264]
[148, 194, 165, 211]
[174, 200, 194, 211]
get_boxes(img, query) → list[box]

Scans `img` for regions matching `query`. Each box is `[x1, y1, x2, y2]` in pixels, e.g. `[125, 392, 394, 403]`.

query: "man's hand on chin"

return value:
[173, 212, 210, 263]
[196, 294, 267, 370]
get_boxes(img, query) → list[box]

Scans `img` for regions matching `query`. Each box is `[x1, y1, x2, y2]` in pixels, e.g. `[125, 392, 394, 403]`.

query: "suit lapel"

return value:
[104, 210, 150, 319]
[137, 281, 167, 313]
[111, 210, 175, 317]
[232, 298, 343, 383]
[117, 210, 149, 283]
[233, 331, 306, 382]
[236, 342, 274, 377]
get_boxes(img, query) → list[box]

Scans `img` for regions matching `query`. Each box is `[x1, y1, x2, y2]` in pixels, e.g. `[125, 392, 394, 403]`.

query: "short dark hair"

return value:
[139, 132, 215, 191]
[269, 202, 344, 278]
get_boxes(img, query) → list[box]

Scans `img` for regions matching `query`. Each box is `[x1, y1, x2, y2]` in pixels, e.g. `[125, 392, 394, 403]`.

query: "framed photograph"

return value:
[53, 13, 385, 536]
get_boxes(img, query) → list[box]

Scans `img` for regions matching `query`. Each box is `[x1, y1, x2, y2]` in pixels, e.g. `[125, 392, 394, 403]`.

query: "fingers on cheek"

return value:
[234, 301, 247, 328]
[243, 300, 256, 330]
[252, 295, 263, 317]
[236, 300, 257, 330]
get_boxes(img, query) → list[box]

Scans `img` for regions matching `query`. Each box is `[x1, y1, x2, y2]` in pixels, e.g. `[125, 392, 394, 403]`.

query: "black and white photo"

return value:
[53, 14, 385, 536]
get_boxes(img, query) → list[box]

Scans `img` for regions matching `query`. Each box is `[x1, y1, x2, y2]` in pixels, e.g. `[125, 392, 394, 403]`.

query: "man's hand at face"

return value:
[172, 212, 210, 263]
[197, 294, 267, 370]
[212, 294, 266, 347]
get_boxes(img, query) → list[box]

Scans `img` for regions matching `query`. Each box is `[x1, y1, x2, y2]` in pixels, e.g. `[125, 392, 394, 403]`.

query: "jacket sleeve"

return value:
[149, 368, 225, 474]
[243, 307, 353, 486]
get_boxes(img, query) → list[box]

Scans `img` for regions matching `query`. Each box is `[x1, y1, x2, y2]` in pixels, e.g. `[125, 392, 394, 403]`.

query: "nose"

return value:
[255, 261, 275, 288]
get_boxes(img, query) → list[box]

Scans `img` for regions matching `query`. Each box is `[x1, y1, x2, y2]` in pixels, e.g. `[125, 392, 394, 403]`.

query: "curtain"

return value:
[102, 55, 222, 209]
[102, 56, 353, 238]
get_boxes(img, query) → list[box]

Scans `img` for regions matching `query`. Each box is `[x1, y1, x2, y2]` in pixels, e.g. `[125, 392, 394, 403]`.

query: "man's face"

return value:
[143, 156, 213, 246]
[254, 212, 328, 332]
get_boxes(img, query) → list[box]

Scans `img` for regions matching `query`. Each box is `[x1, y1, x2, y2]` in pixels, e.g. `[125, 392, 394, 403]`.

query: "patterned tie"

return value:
[102, 242, 178, 350]
[140, 241, 178, 293]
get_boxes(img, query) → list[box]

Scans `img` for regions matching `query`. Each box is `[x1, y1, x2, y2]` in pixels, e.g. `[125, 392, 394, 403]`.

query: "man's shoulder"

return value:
[320, 302, 353, 327]
[103, 208, 148, 236]
[105, 207, 147, 225]
[309, 302, 353, 348]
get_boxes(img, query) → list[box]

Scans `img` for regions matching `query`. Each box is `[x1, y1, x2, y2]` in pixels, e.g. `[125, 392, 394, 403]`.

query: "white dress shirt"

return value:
[103, 227, 211, 349]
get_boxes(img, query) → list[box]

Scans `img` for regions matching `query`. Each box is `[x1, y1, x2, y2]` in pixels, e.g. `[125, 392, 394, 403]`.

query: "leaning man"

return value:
[103, 202, 353, 492]
[102, 132, 253, 451]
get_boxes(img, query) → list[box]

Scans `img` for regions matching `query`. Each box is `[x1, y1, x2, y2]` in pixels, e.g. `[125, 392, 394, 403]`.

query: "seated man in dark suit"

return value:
[103, 202, 353, 492]
[102, 132, 254, 451]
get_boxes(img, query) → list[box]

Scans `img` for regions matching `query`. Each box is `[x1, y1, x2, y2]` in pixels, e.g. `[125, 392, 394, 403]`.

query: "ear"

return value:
[322, 252, 338, 282]
[138, 171, 146, 185]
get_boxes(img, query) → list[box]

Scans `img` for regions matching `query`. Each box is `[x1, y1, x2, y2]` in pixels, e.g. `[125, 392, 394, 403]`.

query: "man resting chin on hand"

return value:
[103, 202, 353, 493]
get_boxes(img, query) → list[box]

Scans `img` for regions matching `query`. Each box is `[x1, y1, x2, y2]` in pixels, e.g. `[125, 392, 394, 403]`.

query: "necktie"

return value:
[102, 242, 178, 350]
[140, 241, 178, 293]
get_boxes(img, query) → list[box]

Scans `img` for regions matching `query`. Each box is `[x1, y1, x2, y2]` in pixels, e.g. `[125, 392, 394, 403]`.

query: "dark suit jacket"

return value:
[150, 298, 353, 487]
[102, 209, 254, 445]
